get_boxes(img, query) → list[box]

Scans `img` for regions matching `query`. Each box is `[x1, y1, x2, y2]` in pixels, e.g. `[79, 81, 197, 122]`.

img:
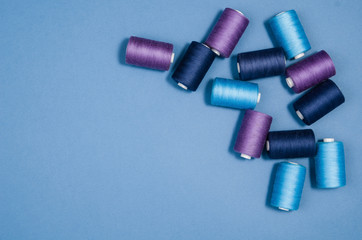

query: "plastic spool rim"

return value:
[240, 153, 251, 159]
[232, 9, 245, 16]
[257, 93, 261, 103]
[237, 62, 240, 73]
[296, 110, 304, 120]
[278, 207, 290, 211]
[294, 53, 305, 60]
[276, 11, 286, 16]
[177, 82, 188, 90]
[288, 161, 298, 165]
[266, 140, 270, 151]
[286, 77, 294, 88]
[211, 48, 221, 56]
[170, 53, 175, 63]
[202, 43, 210, 49]
[323, 138, 335, 142]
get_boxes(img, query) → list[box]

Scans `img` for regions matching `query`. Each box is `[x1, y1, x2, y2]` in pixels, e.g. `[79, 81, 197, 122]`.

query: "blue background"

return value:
[1, 0, 361, 239]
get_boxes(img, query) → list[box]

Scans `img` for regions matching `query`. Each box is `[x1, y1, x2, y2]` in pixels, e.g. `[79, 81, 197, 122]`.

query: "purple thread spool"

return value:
[205, 8, 249, 58]
[125, 36, 174, 71]
[234, 110, 273, 159]
[285, 50, 336, 93]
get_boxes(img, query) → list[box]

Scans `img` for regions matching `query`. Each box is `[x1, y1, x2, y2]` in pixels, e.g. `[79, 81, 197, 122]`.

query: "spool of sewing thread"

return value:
[270, 161, 306, 211]
[234, 110, 272, 159]
[286, 50, 336, 93]
[237, 47, 286, 80]
[315, 138, 346, 188]
[205, 8, 249, 58]
[172, 42, 216, 91]
[269, 10, 311, 60]
[125, 36, 174, 71]
[293, 79, 345, 125]
[211, 78, 261, 109]
[266, 129, 316, 159]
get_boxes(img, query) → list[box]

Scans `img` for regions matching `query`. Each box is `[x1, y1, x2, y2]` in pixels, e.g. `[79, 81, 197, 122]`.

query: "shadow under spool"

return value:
[293, 79, 345, 125]
[172, 41, 216, 91]
[266, 129, 316, 159]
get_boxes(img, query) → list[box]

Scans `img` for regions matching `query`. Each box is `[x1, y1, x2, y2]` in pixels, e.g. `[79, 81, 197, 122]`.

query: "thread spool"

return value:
[269, 10, 311, 60]
[172, 42, 216, 91]
[211, 78, 260, 109]
[293, 79, 345, 125]
[234, 110, 272, 159]
[125, 36, 174, 71]
[266, 129, 316, 159]
[205, 8, 249, 58]
[315, 139, 346, 188]
[237, 47, 286, 80]
[286, 50, 336, 93]
[270, 161, 306, 211]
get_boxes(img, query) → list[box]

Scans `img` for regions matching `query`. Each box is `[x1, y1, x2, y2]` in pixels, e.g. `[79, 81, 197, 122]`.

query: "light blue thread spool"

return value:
[269, 10, 311, 60]
[270, 161, 306, 211]
[211, 77, 260, 109]
[315, 138, 346, 188]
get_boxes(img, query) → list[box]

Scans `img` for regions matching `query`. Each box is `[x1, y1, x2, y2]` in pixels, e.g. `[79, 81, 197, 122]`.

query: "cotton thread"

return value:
[205, 8, 249, 58]
[293, 79, 345, 125]
[315, 138, 346, 188]
[234, 110, 272, 159]
[286, 50, 336, 93]
[266, 129, 316, 159]
[172, 42, 216, 91]
[125, 36, 174, 71]
[269, 10, 311, 60]
[270, 161, 306, 211]
[237, 47, 286, 80]
[211, 78, 260, 109]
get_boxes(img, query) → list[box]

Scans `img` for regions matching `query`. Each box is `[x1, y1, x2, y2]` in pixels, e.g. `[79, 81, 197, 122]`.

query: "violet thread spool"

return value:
[286, 50, 336, 93]
[125, 36, 175, 71]
[205, 8, 249, 58]
[234, 110, 273, 159]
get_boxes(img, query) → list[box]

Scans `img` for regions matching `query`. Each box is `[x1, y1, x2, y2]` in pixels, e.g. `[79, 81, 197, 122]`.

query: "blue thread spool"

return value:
[270, 161, 306, 211]
[211, 77, 261, 109]
[269, 10, 311, 60]
[293, 79, 345, 125]
[266, 129, 316, 159]
[172, 41, 216, 91]
[237, 47, 286, 81]
[315, 138, 346, 188]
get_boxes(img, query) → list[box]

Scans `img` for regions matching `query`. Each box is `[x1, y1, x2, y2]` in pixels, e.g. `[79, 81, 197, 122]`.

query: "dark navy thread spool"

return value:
[172, 41, 216, 91]
[293, 79, 345, 125]
[268, 10, 311, 60]
[211, 78, 261, 109]
[315, 138, 346, 188]
[234, 110, 272, 159]
[205, 8, 249, 58]
[270, 161, 306, 211]
[125, 36, 175, 71]
[286, 50, 336, 93]
[237, 47, 286, 80]
[266, 129, 316, 159]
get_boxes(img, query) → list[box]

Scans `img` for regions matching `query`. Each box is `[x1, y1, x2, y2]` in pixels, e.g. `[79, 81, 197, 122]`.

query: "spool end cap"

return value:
[296, 110, 304, 120]
[323, 138, 335, 142]
[177, 82, 188, 90]
[240, 153, 251, 159]
[294, 53, 305, 60]
[170, 53, 175, 63]
[286, 77, 294, 88]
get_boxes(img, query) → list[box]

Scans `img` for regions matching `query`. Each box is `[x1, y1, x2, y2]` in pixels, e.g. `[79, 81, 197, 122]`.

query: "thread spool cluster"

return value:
[124, 7, 347, 212]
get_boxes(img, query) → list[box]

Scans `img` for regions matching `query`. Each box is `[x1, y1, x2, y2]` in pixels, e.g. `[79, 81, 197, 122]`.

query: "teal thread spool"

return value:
[315, 138, 346, 188]
[211, 77, 260, 110]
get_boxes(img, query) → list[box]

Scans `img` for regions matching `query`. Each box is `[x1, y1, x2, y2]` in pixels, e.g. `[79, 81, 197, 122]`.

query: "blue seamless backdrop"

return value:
[0, 0, 361, 239]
